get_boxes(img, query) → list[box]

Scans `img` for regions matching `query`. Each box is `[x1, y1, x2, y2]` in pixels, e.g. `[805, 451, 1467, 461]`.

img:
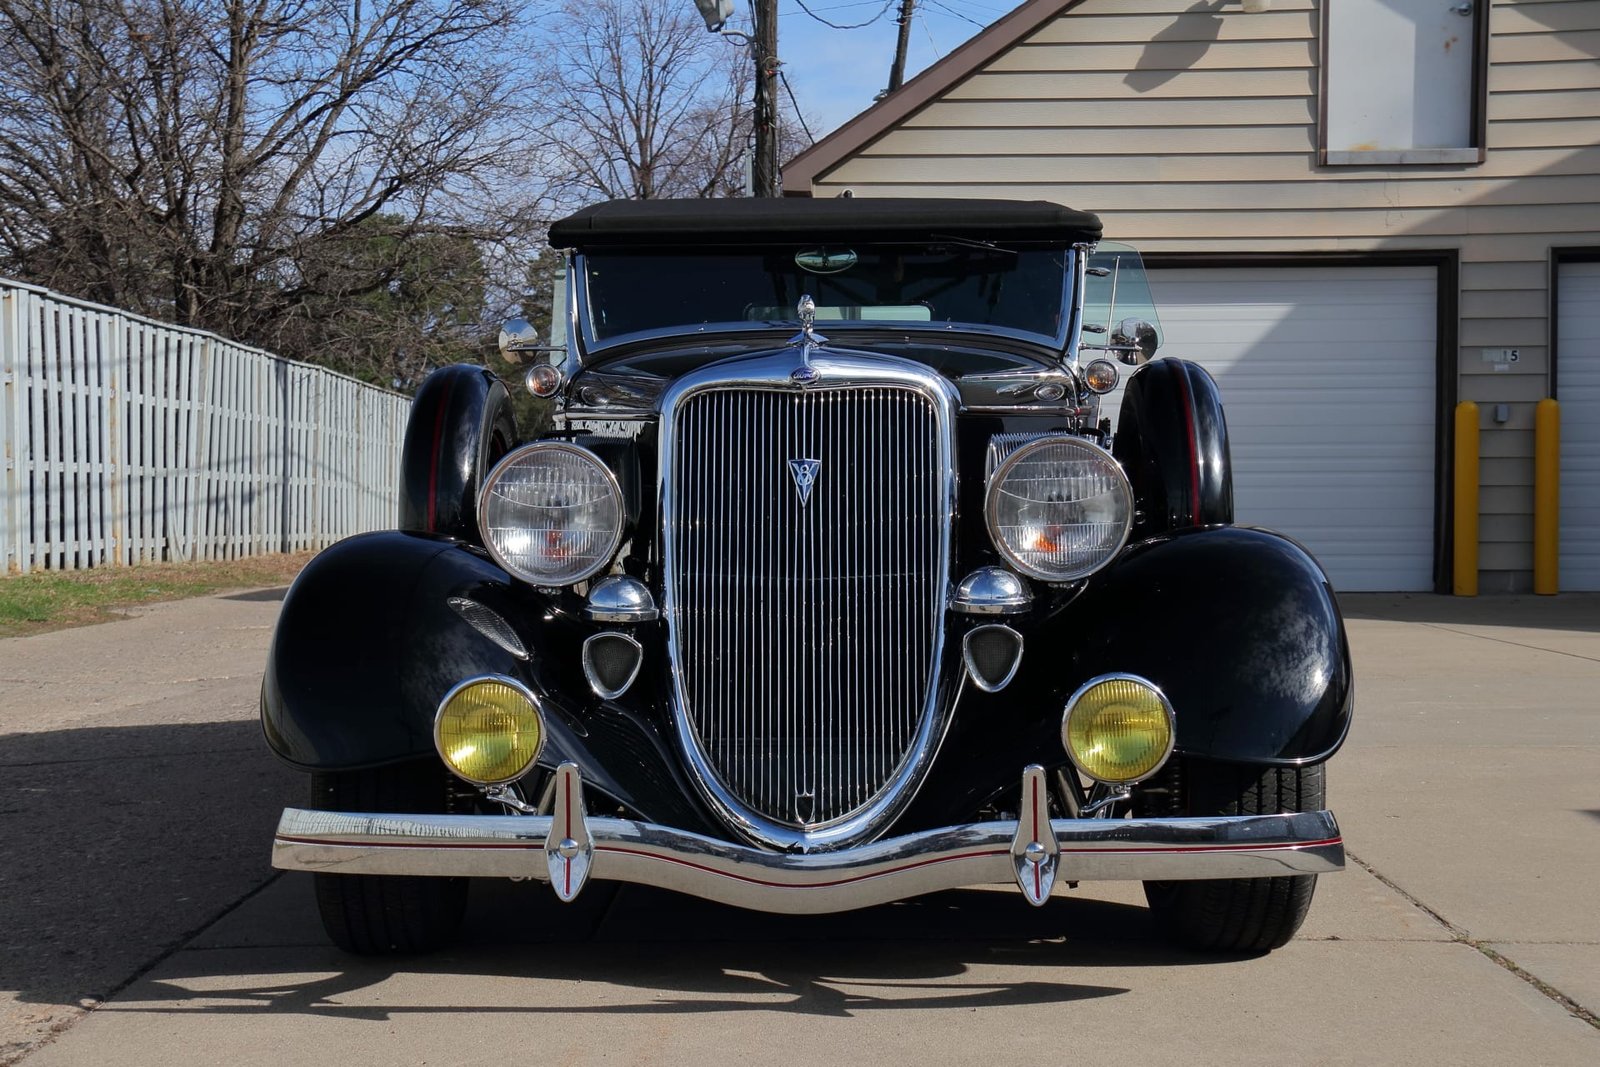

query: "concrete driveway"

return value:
[1, 589, 1597, 1065]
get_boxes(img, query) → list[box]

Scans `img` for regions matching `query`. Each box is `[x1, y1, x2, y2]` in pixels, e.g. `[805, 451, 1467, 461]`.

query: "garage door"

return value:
[1108, 265, 1438, 592]
[1557, 261, 1600, 590]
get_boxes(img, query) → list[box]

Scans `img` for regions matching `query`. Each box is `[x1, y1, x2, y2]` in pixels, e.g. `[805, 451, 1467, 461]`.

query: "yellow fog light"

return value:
[1062, 674, 1174, 784]
[434, 677, 544, 785]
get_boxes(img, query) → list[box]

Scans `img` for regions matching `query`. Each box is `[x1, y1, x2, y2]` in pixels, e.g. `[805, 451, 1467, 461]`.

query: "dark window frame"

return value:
[1317, 2, 1491, 167]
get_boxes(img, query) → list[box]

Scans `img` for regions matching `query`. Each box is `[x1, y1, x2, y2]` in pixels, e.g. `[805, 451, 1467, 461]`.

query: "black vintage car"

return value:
[263, 198, 1350, 955]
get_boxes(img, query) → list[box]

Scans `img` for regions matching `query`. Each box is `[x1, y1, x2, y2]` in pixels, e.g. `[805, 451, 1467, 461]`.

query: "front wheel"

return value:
[1138, 760, 1324, 953]
[311, 761, 470, 954]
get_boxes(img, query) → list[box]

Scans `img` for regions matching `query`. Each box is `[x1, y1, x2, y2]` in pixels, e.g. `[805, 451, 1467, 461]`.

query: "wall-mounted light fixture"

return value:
[693, 0, 734, 31]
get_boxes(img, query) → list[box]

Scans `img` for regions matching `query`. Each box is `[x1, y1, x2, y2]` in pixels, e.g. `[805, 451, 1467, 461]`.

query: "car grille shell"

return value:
[661, 354, 954, 849]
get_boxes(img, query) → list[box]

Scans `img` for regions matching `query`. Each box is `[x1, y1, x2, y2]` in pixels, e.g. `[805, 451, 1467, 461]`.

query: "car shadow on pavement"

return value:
[219, 587, 290, 603]
[2, 719, 1252, 1031]
[0, 718, 301, 1060]
[85, 882, 1259, 1020]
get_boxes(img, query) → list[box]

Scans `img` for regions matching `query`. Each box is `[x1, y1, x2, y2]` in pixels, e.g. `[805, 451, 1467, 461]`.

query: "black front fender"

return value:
[1069, 526, 1353, 765]
[260, 531, 716, 831]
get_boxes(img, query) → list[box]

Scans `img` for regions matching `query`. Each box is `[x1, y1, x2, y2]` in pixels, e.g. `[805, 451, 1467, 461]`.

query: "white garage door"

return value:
[1111, 265, 1438, 592]
[1557, 261, 1600, 590]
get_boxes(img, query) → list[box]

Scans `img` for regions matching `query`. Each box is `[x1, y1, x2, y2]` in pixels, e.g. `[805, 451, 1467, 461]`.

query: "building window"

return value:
[1320, 0, 1488, 166]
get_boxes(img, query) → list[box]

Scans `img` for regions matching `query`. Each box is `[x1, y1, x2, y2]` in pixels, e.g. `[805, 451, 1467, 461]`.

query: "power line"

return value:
[921, 0, 988, 30]
[792, 0, 896, 31]
[779, 0, 892, 12]
[777, 70, 817, 145]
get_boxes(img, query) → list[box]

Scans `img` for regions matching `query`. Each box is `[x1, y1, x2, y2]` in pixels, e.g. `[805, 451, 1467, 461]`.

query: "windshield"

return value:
[579, 245, 1072, 347]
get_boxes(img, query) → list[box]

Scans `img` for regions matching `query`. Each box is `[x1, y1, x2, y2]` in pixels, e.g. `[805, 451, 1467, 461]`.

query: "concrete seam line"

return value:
[1472, 944, 1600, 1033]
[1417, 622, 1600, 666]
[1348, 850, 1600, 1032]
[24, 871, 289, 1060]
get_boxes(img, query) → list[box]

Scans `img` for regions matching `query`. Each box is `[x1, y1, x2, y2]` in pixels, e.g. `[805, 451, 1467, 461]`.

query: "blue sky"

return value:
[754, 0, 1016, 139]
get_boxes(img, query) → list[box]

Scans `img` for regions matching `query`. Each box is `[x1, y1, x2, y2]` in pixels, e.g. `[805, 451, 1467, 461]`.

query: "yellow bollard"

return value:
[1534, 398, 1560, 595]
[1453, 401, 1479, 596]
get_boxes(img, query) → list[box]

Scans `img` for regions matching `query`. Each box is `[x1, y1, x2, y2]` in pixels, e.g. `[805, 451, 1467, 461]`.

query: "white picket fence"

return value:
[1, 278, 412, 574]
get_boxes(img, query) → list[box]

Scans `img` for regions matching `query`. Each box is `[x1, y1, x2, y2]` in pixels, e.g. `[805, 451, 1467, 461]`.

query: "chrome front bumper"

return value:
[271, 764, 1344, 915]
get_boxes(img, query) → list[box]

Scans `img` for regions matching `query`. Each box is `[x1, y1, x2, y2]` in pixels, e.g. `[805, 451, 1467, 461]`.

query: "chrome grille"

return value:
[667, 384, 946, 829]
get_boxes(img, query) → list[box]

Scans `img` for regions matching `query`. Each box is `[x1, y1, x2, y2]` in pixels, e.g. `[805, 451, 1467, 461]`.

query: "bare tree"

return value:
[0, 0, 547, 383]
[542, 0, 753, 202]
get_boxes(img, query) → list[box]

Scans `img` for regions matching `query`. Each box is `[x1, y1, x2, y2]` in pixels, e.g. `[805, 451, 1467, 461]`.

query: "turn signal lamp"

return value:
[1083, 359, 1120, 394]
[434, 677, 545, 785]
[1062, 674, 1174, 784]
[525, 363, 565, 398]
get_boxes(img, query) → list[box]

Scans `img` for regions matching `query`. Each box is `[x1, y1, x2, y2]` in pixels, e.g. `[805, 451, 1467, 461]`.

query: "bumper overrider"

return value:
[273, 764, 1344, 914]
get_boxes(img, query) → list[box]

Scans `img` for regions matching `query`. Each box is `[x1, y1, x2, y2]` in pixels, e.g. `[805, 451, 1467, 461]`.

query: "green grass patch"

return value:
[0, 553, 312, 638]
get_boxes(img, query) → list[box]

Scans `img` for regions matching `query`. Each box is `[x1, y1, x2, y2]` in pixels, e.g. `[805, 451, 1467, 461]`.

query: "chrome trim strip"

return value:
[657, 349, 959, 853]
[446, 597, 529, 659]
[272, 806, 1344, 915]
[581, 632, 644, 700]
[1068, 241, 1092, 368]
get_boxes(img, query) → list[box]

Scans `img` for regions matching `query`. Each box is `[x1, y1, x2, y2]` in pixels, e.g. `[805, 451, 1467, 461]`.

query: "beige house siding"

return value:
[802, 0, 1600, 591]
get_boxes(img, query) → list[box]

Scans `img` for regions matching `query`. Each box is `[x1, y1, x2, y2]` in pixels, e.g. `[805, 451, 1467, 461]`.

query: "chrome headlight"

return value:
[984, 436, 1133, 581]
[479, 442, 624, 586]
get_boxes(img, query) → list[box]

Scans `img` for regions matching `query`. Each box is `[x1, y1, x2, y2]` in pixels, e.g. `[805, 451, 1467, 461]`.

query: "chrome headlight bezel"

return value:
[433, 674, 546, 786]
[983, 435, 1134, 582]
[477, 441, 625, 587]
[1061, 672, 1176, 786]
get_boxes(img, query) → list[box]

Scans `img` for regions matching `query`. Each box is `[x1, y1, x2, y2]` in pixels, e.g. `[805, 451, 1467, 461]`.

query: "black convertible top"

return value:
[547, 197, 1102, 249]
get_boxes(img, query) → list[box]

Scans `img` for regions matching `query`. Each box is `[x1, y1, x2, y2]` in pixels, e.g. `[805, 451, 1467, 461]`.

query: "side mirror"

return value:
[498, 319, 541, 363]
[1112, 317, 1160, 365]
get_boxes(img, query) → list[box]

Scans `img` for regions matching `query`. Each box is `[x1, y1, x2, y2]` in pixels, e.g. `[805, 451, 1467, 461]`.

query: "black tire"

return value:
[1113, 358, 1233, 540]
[1139, 760, 1324, 953]
[311, 761, 470, 955]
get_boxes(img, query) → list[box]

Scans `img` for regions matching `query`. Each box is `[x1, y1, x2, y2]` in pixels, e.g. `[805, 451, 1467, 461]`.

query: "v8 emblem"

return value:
[787, 458, 821, 506]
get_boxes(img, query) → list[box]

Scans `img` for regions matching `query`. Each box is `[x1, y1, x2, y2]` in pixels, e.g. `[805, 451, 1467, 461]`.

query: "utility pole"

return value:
[887, 0, 915, 94]
[694, 0, 780, 197]
[752, 0, 780, 196]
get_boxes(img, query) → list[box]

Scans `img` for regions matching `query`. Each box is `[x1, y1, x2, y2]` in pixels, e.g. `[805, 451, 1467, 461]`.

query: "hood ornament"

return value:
[787, 458, 821, 506]
[789, 294, 827, 383]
